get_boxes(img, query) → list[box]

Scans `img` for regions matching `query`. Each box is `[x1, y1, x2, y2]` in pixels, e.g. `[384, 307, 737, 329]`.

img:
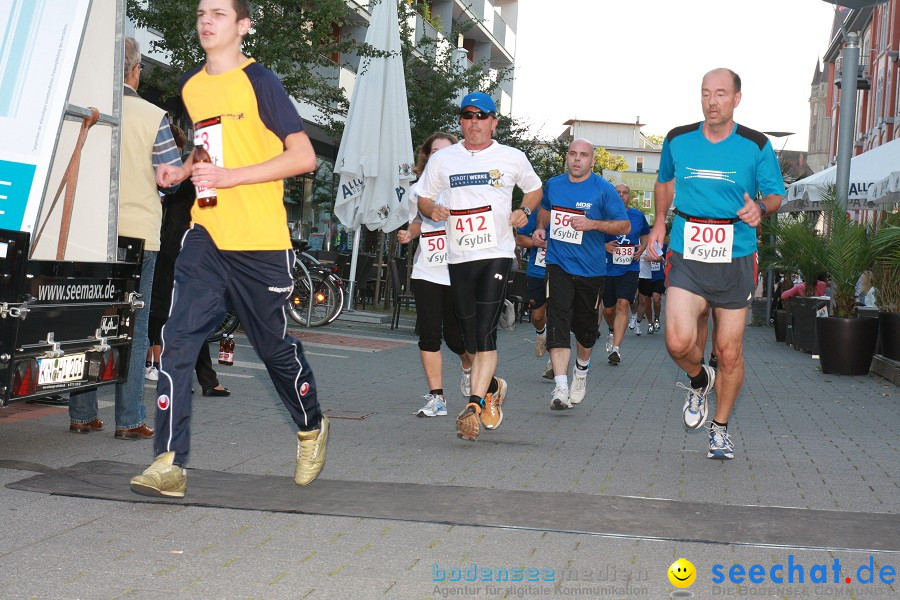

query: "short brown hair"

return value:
[233, 0, 251, 21]
[414, 132, 458, 176]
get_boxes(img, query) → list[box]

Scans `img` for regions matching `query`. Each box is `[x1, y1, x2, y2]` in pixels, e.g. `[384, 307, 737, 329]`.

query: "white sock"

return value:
[575, 358, 590, 376]
[554, 374, 568, 389]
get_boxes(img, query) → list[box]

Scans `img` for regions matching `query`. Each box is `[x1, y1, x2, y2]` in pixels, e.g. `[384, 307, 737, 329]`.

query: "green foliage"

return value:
[871, 212, 900, 312]
[594, 147, 628, 173]
[815, 188, 877, 318]
[759, 212, 827, 297]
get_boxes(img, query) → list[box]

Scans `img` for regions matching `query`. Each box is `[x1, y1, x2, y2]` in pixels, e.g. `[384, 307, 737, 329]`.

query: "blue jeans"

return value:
[69, 250, 156, 429]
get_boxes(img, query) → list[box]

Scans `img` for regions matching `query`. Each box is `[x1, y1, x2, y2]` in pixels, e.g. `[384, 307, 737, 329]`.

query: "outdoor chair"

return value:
[390, 257, 415, 330]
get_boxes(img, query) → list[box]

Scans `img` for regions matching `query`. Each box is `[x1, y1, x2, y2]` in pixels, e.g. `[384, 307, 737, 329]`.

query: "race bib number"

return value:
[612, 245, 636, 265]
[549, 206, 584, 245]
[650, 261, 661, 272]
[194, 117, 224, 200]
[534, 247, 547, 268]
[683, 221, 733, 263]
[448, 206, 497, 252]
[421, 229, 448, 266]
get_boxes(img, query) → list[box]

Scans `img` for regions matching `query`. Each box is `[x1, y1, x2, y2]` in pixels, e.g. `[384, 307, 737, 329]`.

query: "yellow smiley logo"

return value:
[668, 558, 696, 588]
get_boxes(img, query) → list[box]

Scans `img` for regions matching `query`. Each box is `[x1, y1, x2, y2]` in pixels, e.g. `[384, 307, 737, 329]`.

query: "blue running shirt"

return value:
[605, 207, 651, 277]
[540, 173, 627, 278]
[658, 122, 784, 258]
[516, 210, 548, 279]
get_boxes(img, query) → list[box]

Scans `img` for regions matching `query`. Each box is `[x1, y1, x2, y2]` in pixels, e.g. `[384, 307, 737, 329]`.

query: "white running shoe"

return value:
[569, 373, 587, 405]
[635, 323, 642, 336]
[460, 370, 471, 397]
[677, 364, 716, 430]
[550, 385, 571, 410]
[605, 332, 614, 353]
[608, 347, 621, 365]
[535, 332, 547, 357]
[707, 422, 735, 459]
[416, 394, 447, 417]
[654, 318, 661, 333]
[145, 365, 159, 381]
[628, 315, 636, 330]
[542, 359, 554, 380]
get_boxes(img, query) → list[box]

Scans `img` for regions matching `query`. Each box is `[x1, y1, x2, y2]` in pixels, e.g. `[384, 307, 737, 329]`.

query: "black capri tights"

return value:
[411, 278, 465, 354]
[448, 257, 512, 354]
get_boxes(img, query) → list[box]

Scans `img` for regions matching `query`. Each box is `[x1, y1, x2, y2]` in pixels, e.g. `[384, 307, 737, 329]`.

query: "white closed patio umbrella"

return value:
[333, 0, 415, 308]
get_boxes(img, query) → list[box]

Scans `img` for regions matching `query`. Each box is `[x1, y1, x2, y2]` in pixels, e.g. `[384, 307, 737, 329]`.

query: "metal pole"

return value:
[835, 32, 860, 212]
[765, 233, 775, 324]
[346, 224, 362, 311]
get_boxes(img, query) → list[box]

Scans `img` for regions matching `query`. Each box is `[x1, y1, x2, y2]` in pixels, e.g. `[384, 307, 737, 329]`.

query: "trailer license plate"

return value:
[38, 354, 86, 385]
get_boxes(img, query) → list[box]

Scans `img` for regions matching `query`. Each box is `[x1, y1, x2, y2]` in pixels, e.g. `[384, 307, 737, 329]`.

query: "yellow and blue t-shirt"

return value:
[180, 58, 304, 251]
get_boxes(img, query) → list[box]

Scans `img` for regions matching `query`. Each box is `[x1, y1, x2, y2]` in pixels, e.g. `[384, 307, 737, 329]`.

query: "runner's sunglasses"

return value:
[460, 110, 494, 120]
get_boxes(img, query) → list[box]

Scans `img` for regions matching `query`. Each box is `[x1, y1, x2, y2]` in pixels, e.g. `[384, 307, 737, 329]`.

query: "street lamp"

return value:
[820, 0, 889, 210]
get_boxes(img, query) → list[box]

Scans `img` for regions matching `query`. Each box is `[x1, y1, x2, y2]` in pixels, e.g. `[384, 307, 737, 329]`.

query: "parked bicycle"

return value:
[285, 239, 345, 327]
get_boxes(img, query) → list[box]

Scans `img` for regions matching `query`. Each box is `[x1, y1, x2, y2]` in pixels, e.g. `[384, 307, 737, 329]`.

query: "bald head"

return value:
[702, 68, 741, 93]
[565, 139, 594, 182]
[615, 184, 631, 206]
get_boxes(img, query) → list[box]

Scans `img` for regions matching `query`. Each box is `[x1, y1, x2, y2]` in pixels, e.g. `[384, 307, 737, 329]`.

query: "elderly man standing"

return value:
[646, 68, 783, 460]
[417, 92, 542, 442]
[68, 37, 181, 439]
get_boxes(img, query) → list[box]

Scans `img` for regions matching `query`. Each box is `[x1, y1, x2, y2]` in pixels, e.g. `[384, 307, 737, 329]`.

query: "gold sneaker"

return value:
[295, 415, 329, 486]
[130, 451, 186, 498]
[481, 377, 507, 430]
[456, 403, 482, 441]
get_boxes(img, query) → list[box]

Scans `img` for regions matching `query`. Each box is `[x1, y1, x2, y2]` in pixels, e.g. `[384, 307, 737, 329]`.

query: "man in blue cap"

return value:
[416, 92, 542, 442]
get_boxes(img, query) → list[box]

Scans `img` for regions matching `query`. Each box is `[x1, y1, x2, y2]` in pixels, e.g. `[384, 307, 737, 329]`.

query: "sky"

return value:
[511, 0, 840, 152]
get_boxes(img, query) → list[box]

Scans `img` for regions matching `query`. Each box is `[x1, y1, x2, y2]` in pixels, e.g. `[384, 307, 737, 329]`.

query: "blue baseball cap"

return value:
[460, 92, 497, 115]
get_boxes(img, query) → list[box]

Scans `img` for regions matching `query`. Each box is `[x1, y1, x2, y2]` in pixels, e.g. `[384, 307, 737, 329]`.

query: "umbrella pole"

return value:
[346, 225, 362, 311]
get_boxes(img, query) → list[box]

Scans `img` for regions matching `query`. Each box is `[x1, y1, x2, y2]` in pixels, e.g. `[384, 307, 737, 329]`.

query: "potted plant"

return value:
[871, 215, 900, 360]
[812, 190, 879, 375]
[759, 212, 827, 345]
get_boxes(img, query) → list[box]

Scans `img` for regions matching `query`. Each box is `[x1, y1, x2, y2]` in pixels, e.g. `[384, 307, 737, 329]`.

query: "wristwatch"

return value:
[756, 201, 767, 217]
[520, 206, 532, 216]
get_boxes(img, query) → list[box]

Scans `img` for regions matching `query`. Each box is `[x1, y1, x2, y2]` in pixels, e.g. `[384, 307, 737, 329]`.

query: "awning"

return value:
[781, 138, 900, 212]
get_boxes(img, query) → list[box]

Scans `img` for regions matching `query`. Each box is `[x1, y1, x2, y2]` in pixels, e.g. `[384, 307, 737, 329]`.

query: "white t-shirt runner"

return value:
[408, 184, 450, 286]
[416, 141, 542, 265]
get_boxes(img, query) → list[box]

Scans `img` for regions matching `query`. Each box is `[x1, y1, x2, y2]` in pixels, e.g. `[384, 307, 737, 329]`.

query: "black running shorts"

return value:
[546, 264, 604, 350]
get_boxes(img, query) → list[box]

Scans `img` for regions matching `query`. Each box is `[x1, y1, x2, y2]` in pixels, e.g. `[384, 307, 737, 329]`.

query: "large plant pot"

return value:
[816, 317, 879, 375]
[750, 298, 768, 326]
[774, 309, 788, 342]
[879, 312, 900, 361]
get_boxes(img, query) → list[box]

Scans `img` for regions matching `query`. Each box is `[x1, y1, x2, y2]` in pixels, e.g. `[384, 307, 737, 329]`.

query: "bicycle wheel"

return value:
[207, 308, 239, 343]
[286, 272, 339, 327]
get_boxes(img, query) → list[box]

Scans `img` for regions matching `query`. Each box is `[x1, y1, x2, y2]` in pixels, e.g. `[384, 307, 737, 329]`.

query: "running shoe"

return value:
[535, 332, 547, 357]
[130, 452, 186, 498]
[653, 318, 661, 333]
[295, 416, 330, 485]
[677, 364, 716, 430]
[460, 370, 471, 397]
[481, 377, 507, 430]
[569, 373, 587, 404]
[145, 365, 159, 381]
[416, 394, 447, 417]
[456, 403, 482, 441]
[550, 385, 571, 410]
[605, 332, 614, 353]
[635, 323, 642, 336]
[707, 422, 734, 460]
[542, 359, 554, 380]
[646, 324, 654, 335]
[628, 315, 637, 330]
[608, 347, 621, 365]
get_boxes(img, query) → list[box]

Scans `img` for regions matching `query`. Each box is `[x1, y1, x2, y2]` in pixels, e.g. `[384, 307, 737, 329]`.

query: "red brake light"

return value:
[13, 359, 38, 397]
[99, 348, 120, 381]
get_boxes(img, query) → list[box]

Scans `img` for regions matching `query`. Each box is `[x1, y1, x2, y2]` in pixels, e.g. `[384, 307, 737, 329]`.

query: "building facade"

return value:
[558, 118, 662, 220]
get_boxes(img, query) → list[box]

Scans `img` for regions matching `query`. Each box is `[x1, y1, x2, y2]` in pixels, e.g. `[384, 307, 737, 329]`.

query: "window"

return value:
[636, 156, 644, 172]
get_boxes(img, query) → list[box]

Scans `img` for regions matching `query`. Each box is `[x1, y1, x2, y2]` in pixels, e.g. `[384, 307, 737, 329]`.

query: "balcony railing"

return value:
[835, 54, 871, 90]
